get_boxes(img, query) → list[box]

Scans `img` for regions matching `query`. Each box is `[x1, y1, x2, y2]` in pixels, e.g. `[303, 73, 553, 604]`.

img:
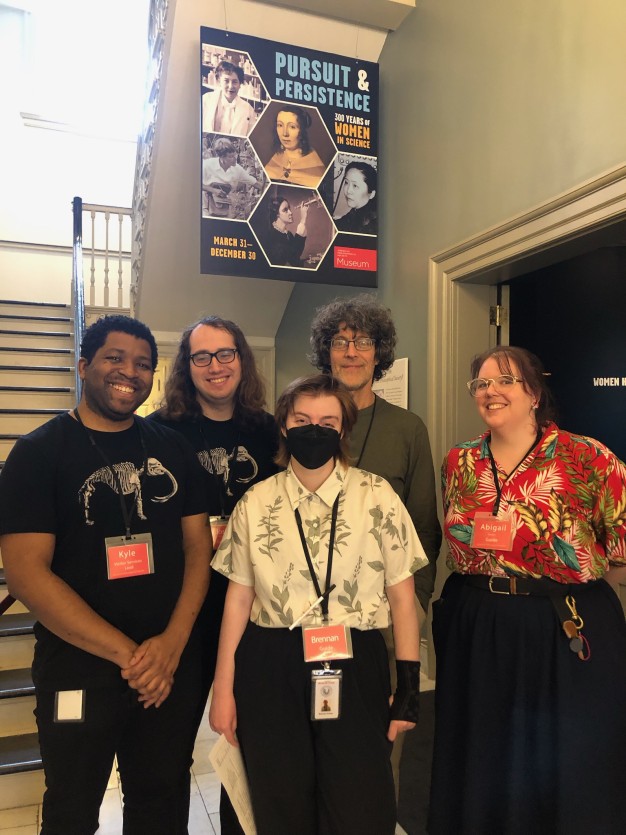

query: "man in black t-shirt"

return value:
[150, 315, 279, 835]
[0, 315, 211, 835]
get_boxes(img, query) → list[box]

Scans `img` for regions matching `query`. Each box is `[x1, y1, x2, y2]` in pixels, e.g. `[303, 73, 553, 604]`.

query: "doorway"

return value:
[506, 246, 626, 462]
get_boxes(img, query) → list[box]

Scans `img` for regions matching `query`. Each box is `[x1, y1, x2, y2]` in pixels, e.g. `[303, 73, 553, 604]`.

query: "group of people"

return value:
[1, 293, 625, 835]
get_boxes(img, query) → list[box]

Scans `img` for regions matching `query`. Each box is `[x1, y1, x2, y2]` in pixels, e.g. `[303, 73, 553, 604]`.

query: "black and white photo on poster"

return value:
[200, 27, 379, 285]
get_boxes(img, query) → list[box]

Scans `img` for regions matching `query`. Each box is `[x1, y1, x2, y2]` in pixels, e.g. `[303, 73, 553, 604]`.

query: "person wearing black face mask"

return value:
[209, 374, 428, 835]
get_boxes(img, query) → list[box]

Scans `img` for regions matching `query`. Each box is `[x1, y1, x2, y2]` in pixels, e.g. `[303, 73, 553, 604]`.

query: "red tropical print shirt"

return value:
[442, 422, 626, 583]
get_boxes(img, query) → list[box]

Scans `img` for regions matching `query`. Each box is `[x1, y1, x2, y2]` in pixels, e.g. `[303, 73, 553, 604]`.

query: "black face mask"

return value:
[285, 424, 341, 470]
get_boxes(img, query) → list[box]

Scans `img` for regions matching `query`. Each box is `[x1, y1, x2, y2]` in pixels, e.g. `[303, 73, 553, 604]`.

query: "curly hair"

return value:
[160, 316, 267, 428]
[469, 345, 557, 429]
[309, 294, 397, 382]
[80, 314, 158, 369]
[274, 374, 357, 468]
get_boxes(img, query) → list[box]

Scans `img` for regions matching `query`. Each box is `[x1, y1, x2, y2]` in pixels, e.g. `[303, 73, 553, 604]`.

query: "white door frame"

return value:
[427, 162, 626, 467]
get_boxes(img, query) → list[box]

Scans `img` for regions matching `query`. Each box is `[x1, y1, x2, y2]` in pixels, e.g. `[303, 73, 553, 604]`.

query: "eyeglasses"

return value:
[190, 349, 238, 367]
[330, 337, 375, 352]
[467, 375, 524, 397]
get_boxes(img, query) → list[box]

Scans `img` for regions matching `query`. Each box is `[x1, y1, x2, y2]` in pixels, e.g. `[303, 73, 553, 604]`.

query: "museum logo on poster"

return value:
[200, 27, 379, 286]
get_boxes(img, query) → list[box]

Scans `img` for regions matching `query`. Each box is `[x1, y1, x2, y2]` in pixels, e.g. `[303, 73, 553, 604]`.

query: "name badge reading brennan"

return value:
[105, 533, 154, 580]
[471, 512, 515, 551]
[302, 623, 353, 663]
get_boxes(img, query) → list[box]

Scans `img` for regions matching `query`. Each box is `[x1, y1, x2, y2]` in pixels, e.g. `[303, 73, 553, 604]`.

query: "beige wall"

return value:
[276, 0, 626, 411]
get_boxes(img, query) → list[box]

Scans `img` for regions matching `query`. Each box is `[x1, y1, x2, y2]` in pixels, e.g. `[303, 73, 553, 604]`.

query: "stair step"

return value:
[0, 346, 73, 361]
[0, 410, 64, 435]
[0, 669, 34, 700]
[0, 299, 67, 309]
[0, 733, 41, 775]
[0, 314, 72, 324]
[0, 633, 36, 670]
[0, 391, 75, 413]
[0, 364, 72, 373]
[0, 371, 73, 389]
[0, 385, 72, 393]
[0, 613, 35, 639]
[0, 331, 73, 351]
[0, 318, 73, 333]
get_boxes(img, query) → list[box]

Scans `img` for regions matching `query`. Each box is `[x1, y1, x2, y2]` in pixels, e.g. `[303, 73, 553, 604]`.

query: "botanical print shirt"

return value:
[211, 462, 428, 629]
[442, 422, 626, 583]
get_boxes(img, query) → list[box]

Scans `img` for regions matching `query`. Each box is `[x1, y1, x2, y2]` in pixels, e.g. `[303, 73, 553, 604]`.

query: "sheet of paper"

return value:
[208, 734, 257, 835]
[372, 356, 408, 409]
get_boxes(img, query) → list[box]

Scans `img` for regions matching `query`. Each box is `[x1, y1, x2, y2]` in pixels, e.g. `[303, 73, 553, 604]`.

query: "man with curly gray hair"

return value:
[309, 294, 441, 607]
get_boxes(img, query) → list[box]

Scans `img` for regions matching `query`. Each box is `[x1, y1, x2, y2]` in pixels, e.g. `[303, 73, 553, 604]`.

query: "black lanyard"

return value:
[486, 430, 542, 515]
[355, 396, 377, 468]
[199, 420, 240, 516]
[73, 409, 148, 538]
[294, 495, 340, 620]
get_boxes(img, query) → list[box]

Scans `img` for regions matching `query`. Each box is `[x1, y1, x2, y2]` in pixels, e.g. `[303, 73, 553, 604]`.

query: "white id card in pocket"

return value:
[54, 689, 85, 722]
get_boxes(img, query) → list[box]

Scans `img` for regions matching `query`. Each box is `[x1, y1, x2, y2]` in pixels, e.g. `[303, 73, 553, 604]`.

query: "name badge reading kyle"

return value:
[303, 623, 353, 663]
[209, 515, 229, 550]
[105, 533, 154, 580]
[471, 512, 515, 551]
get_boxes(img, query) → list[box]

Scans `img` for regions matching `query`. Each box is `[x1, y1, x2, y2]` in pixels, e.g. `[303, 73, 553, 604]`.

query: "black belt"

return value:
[463, 574, 576, 597]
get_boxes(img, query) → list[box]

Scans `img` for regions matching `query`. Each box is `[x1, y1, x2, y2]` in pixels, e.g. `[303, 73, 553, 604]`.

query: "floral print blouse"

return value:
[442, 422, 626, 583]
[211, 462, 428, 628]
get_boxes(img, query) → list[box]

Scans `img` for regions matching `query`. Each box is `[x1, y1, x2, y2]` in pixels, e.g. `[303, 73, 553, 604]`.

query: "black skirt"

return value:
[428, 573, 626, 835]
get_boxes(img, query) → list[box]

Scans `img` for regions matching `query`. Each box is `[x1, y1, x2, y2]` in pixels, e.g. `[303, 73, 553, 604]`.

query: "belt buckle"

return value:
[488, 576, 510, 595]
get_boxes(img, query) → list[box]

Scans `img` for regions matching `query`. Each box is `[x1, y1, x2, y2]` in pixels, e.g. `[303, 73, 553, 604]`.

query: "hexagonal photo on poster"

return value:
[249, 101, 337, 189]
[249, 184, 335, 269]
[202, 134, 268, 220]
[319, 153, 378, 236]
[201, 43, 269, 137]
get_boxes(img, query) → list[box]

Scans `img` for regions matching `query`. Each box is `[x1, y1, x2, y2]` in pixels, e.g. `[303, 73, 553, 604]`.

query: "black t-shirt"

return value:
[149, 410, 280, 516]
[0, 413, 208, 688]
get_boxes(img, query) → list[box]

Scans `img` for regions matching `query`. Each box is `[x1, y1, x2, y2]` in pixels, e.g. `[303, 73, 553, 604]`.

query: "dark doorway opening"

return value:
[507, 246, 626, 461]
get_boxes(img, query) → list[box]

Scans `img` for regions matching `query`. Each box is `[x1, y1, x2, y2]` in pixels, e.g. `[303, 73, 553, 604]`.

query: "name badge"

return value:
[104, 533, 154, 580]
[311, 668, 342, 720]
[209, 515, 229, 550]
[302, 623, 353, 663]
[471, 512, 515, 551]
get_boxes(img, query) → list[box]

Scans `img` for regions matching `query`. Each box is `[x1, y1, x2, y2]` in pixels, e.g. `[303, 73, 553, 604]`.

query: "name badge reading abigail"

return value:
[302, 623, 353, 663]
[105, 533, 154, 580]
[471, 512, 515, 551]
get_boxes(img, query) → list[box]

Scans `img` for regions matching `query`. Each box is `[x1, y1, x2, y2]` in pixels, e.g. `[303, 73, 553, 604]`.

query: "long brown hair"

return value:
[161, 316, 267, 428]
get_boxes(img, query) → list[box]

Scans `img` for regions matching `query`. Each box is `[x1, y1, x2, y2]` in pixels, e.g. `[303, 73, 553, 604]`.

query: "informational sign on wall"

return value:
[200, 27, 379, 286]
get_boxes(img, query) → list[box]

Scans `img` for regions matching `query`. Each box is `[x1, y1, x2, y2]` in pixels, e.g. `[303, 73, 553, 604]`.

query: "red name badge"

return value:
[302, 624, 353, 663]
[104, 534, 154, 580]
[209, 516, 229, 550]
[471, 512, 515, 551]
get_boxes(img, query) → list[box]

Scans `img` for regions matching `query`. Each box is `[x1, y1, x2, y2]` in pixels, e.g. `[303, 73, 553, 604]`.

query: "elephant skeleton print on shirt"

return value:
[78, 458, 178, 525]
[197, 445, 259, 496]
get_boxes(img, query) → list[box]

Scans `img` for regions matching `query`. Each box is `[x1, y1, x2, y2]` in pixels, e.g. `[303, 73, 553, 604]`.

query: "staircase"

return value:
[0, 298, 76, 813]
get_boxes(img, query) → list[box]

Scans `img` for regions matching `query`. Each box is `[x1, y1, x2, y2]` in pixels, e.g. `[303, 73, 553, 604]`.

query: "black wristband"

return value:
[390, 659, 421, 723]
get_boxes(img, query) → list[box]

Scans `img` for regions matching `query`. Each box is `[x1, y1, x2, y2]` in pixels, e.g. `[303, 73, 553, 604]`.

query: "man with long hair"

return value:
[150, 315, 279, 834]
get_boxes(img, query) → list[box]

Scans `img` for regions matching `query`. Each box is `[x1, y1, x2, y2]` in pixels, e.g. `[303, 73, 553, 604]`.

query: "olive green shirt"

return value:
[349, 395, 442, 610]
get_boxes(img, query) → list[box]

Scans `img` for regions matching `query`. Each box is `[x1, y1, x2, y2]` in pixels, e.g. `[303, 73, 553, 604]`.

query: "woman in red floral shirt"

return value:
[429, 346, 626, 835]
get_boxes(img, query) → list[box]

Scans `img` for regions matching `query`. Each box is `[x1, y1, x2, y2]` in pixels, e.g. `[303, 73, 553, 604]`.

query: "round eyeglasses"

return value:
[190, 349, 238, 367]
[467, 375, 524, 397]
[330, 337, 375, 351]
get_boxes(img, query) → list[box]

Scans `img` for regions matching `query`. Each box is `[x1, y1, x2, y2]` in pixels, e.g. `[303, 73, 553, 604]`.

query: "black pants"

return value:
[233, 624, 396, 835]
[35, 639, 204, 835]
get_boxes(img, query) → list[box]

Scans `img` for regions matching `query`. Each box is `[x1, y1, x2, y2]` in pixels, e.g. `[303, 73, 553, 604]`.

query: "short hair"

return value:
[273, 105, 312, 155]
[469, 345, 557, 428]
[268, 194, 289, 224]
[215, 60, 244, 85]
[344, 161, 377, 194]
[161, 316, 267, 428]
[80, 314, 158, 369]
[274, 374, 357, 468]
[309, 294, 397, 382]
[212, 137, 237, 158]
